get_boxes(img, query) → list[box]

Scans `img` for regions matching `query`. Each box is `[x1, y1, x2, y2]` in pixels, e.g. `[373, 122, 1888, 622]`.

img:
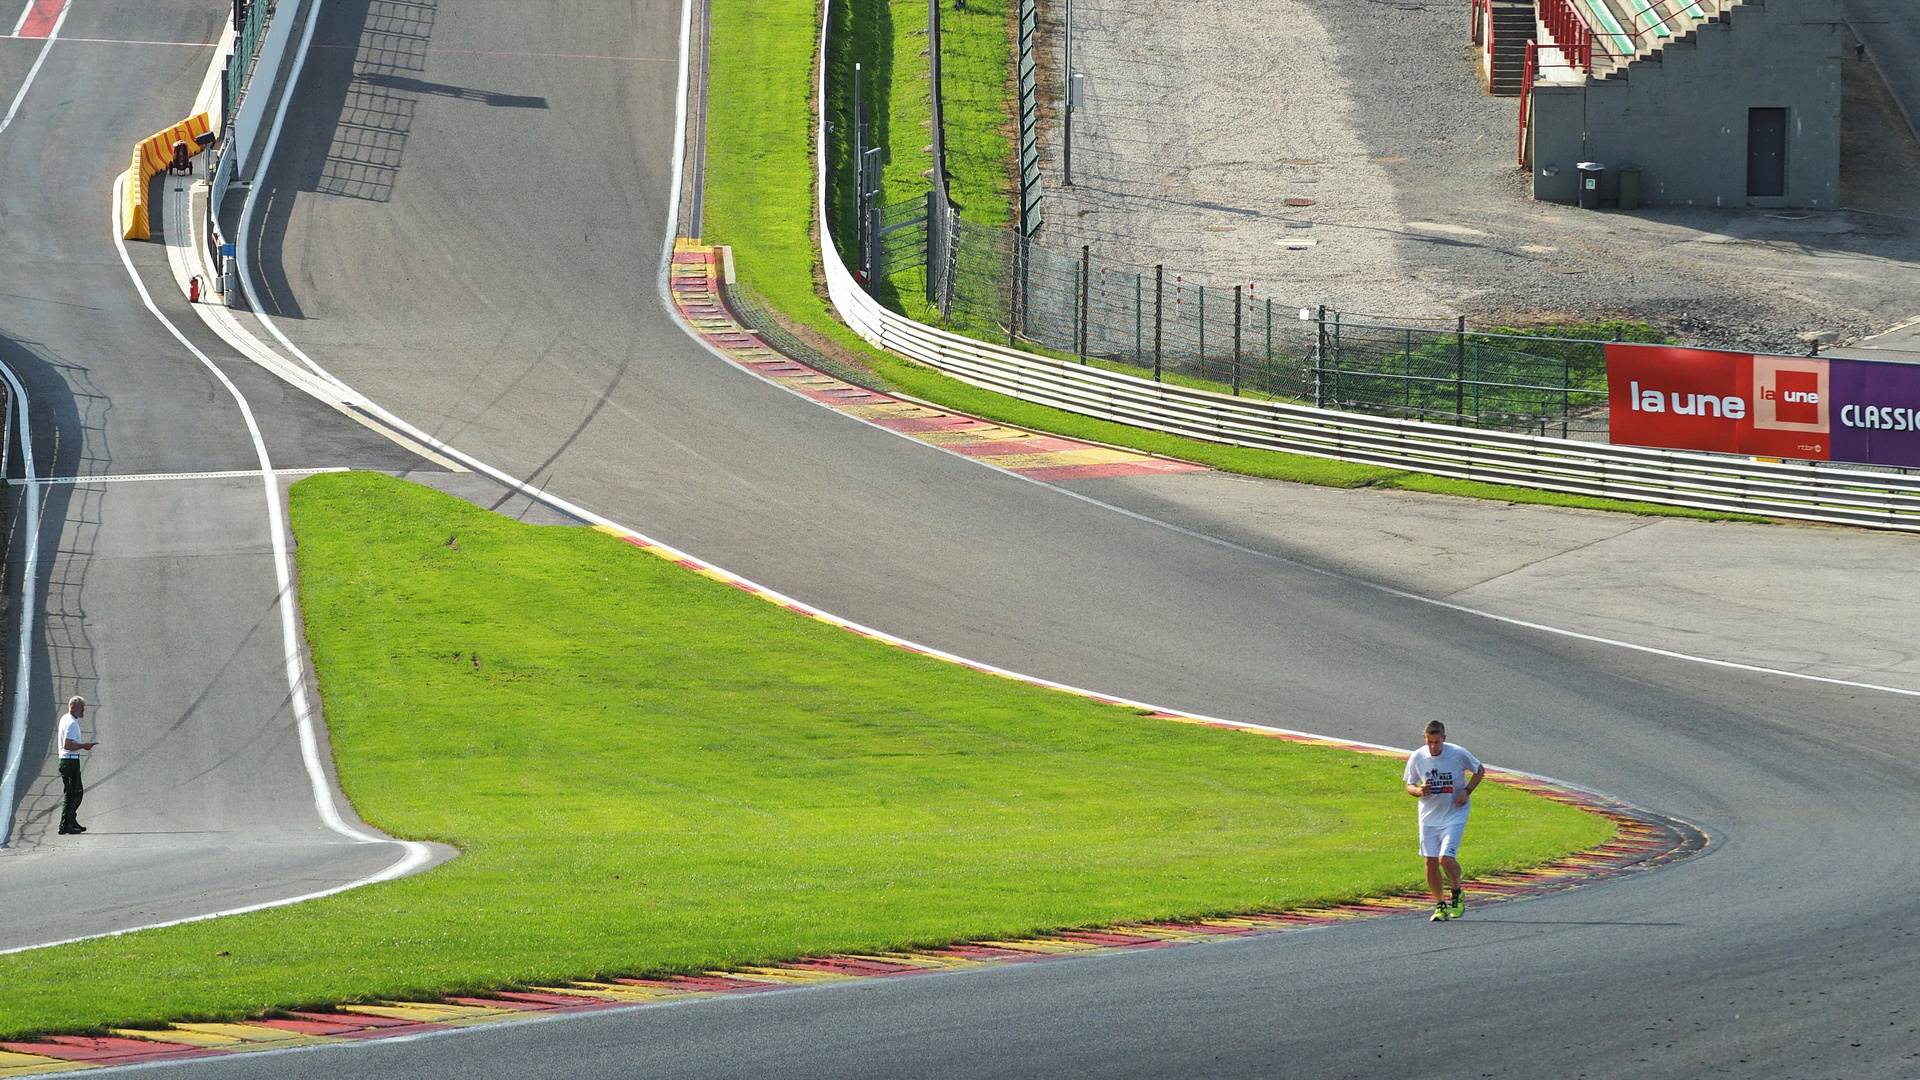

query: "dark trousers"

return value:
[58, 758, 82, 830]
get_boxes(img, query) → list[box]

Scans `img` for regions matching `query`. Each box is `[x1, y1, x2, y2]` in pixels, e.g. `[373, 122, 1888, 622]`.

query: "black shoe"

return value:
[68, 825, 85, 834]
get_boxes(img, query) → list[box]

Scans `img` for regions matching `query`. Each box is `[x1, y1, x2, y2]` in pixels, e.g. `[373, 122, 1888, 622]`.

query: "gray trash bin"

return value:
[1576, 161, 1604, 209]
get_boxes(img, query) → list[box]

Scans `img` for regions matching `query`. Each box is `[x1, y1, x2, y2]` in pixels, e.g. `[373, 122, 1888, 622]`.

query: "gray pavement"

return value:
[0, 0, 447, 951]
[1061, 469, 1920, 693]
[142, 0, 1920, 1074]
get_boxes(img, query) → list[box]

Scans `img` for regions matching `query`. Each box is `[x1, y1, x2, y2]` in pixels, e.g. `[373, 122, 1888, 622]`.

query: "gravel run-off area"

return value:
[1027, 0, 1920, 354]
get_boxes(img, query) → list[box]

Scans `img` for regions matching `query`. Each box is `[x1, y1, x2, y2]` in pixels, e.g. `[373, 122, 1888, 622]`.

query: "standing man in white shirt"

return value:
[57, 696, 97, 835]
[1403, 720, 1483, 921]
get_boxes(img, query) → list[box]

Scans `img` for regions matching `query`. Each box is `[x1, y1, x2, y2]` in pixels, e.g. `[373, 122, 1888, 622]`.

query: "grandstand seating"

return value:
[1539, 0, 1741, 81]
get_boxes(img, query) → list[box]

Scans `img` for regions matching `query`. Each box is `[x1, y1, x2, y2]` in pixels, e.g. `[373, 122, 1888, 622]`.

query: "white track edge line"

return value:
[111, 169, 431, 876]
[38, 467, 348, 484]
[215, 0, 1685, 831]
[654, 0, 692, 307]
[0, 354, 42, 847]
[226, 0, 1904, 800]
[14, 0, 1711, 970]
[0, 0, 71, 136]
[656, 0, 1920, 705]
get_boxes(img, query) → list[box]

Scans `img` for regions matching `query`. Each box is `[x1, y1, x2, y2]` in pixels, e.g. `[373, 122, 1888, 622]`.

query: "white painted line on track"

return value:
[88, 169, 435, 950]
[0, 0, 71, 137]
[38, 467, 349, 484]
[245, 0, 1919, 767]
[7, 0, 41, 36]
[0, 359, 43, 848]
[101, 0, 1878, 967]
[655, 0, 693, 304]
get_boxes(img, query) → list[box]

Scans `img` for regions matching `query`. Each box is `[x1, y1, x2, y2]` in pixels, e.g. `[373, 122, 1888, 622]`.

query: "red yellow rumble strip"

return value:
[0, 530, 1701, 1071]
[0, 258, 1706, 1071]
[0, 787, 1701, 1074]
[668, 240, 1203, 483]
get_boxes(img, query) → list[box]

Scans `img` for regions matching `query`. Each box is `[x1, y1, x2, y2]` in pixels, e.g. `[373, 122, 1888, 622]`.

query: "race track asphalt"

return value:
[15, 0, 1920, 1075]
[126, 0, 1920, 1075]
[0, 0, 445, 950]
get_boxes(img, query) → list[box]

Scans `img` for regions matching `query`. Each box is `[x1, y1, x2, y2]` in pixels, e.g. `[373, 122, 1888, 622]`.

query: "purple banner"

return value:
[1830, 358, 1920, 469]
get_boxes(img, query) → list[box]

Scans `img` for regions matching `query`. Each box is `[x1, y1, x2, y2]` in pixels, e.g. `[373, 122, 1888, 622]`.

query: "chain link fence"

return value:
[223, 0, 274, 128]
[850, 212, 1659, 437]
[823, 0, 1661, 439]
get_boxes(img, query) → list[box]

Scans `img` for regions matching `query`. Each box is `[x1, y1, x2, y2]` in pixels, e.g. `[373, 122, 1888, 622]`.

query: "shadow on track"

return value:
[0, 329, 91, 846]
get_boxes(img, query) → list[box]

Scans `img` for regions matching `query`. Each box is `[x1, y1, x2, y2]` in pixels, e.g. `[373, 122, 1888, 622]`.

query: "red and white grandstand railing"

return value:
[1540, 0, 1731, 76]
[1518, 40, 1537, 166]
[1537, 0, 1595, 72]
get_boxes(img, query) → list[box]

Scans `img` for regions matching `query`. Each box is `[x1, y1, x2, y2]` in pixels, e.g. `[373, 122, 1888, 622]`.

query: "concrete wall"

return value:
[1530, 0, 1842, 208]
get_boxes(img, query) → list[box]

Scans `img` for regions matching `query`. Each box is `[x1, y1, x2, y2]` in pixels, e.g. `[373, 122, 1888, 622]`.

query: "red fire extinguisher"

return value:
[189, 276, 201, 303]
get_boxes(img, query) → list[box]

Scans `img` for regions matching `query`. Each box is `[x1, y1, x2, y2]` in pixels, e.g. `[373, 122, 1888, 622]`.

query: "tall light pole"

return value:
[1062, 0, 1073, 186]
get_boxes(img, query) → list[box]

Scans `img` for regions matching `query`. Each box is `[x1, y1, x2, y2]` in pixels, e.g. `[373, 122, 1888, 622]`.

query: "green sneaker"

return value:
[1431, 903, 1450, 922]
[1449, 893, 1465, 919]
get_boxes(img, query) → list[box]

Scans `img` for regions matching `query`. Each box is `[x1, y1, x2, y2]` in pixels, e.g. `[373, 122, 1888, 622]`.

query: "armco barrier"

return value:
[122, 112, 213, 241]
[806, 9, 1920, 532]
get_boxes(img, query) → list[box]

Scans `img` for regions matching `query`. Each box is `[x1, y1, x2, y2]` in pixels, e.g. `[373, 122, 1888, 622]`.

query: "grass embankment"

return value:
[702, 0, 1767, 524]
[0, 474, 1612, 1038]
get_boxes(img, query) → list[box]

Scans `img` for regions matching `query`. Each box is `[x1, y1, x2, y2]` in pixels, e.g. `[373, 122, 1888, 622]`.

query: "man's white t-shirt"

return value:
[57, 714, 82, 760]
[1404, 742, 1481, 828]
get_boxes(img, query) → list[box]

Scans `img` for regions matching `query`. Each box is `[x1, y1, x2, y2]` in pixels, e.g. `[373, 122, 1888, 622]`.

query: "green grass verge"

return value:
[0, 474, 1613, 1038]
[700, 0, 1771, 526]
[822, 0, 1015, 324]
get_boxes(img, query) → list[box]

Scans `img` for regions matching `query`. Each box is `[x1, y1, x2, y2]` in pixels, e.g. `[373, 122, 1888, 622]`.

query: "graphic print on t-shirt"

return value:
[1405, 743, 1481, 827]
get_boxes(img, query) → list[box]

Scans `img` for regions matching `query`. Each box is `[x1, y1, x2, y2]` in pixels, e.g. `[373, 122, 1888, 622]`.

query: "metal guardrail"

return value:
[807, 2, 1918, 532]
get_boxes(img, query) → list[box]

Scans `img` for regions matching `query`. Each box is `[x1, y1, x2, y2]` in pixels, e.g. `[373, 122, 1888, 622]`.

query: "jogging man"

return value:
[1403, 720, 1482, 921]
[57, 696, 97, 835]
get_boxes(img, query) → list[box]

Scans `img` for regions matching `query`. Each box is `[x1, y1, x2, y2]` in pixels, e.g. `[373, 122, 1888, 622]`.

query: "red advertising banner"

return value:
[1606, 345, 1831, 461]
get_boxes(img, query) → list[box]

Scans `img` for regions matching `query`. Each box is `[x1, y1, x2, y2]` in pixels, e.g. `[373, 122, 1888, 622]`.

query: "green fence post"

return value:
[1332, 310, 1341, 407]
[1078, 244, 1090, 364]
[1563, 350, 1570, 438]
[1199, 285, 1208, 381]
[1232, 285, 1243, 396]
[1314, 305, 1327, 409]
[1154, 266, 1164, 382]
[1454, 315, 1466, 424]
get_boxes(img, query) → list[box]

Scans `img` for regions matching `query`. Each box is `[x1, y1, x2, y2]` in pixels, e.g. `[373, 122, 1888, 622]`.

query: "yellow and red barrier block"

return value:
[121, 112, 213, 241]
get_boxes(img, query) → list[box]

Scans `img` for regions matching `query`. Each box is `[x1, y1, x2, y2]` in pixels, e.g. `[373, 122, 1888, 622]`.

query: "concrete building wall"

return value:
[1530, 0, 1842, 208]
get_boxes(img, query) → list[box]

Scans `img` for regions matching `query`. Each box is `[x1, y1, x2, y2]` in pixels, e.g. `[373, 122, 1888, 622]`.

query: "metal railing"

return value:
[1538, 0, 1595, 72]
[824, 254, 1920, 530]
[867, 212, 1634, 436]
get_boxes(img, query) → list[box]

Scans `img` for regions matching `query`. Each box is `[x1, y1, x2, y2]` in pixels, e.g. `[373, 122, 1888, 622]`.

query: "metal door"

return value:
[1747, 108, 1787, 198]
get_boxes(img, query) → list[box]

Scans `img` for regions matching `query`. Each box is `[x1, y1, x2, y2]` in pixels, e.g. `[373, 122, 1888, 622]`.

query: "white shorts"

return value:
[1419, 819, 1466, 859]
